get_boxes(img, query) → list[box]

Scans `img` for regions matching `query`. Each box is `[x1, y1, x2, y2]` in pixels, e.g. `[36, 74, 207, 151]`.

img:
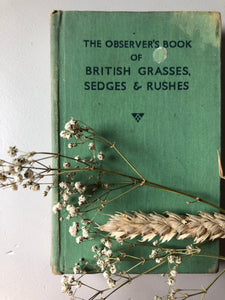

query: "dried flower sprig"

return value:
[1, 118, 225, 300]
[0, 149, 54, 192]
[99, 211, 225, 244]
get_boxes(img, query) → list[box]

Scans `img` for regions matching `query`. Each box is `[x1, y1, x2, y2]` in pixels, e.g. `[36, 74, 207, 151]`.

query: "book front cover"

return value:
[51, 11, 221, 274]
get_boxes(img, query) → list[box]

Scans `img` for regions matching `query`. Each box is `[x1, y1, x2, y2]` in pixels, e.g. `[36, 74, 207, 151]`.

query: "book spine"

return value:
[50, 10, 62, 275]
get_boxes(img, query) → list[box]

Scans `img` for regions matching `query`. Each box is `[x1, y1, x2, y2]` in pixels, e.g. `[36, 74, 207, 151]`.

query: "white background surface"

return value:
[0, 1, 225, 299]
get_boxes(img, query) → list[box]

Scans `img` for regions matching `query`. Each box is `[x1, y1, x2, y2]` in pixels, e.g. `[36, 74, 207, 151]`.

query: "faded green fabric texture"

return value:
[51, 11, 221, 274]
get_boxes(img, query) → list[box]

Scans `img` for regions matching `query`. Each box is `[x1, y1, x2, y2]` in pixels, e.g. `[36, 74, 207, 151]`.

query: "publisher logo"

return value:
[131, 113, 144, 122]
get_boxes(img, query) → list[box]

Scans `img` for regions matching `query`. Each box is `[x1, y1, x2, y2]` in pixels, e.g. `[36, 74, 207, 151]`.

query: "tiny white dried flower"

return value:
[110, 264, 117, 274]
[88, 142, 95, 150]
[107, 278, 116, 289]
[24, 169, 33, 179]
[11, 183, 18, 191]
[67, 132, 73, 139]
[59, 182, 67, 189]
[68, 275, 74, 284]
[75, 155, 80, 161]
[74, 182, 86, 194]
[73, 264, 81, 274]
[13, 157, 27, 166]
[81, 219, 90, 225]
[76, 236, 83, 244]
[97, 259, 106, 271]
[67, 290, 73, 297]
[149, 249, 158, 259]
[61, 275, 68, 284]
[167, 255, 175, 264]
[14, 174, 23, 183]
[154, 296, 162, 300]
[155, 258, 163, 263]
[80, 186, 86, 193]
[75, 181, 82, 190]
[63, 191, 71, 202]
[0, 173, 7, 182]
[103, 271, 110, 279]
[101, 247, 107, 255]
[63, 162, 70, 168]
[104, 257, 110, 265]
[61, 284, 70, 293]
[4, 165, 15, 174]
[64, 121, 72, 131]
[82, 226, 89, 238]
[175, 256, 182, 264]
[52, 202, 63, 214]
[97, 152, 105, 161]
[14, 166, 22, 173]
[101, 238, 106, 244]
[105, 240, 112, 249]
[78, 194, 86, 206]
[66, 204, 79, 217]
[74, 280, 82, 288]
[31, 183, 40, 191]
[106, 250, 112, 257]
[170, 269, 177, 278]
[65, 118, 78, 133]
[60, 130, 67, 138]
[91, 245, 98, 252]
[69, 222, 79, 237]
[46, 185, 51, 191]
[167, 277, 175, 286]
[7, 146, 18, 157]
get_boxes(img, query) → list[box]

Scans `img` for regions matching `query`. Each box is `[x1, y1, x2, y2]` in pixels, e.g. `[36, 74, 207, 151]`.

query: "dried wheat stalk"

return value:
[99, 211, 225, 244]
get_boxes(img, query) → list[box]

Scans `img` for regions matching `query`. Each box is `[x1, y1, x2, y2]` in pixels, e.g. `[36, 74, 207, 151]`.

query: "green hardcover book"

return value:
[50, 11, 221, 274]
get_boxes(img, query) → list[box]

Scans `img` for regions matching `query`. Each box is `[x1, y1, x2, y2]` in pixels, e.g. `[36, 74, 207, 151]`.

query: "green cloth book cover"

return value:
[50, 11, 221, 274]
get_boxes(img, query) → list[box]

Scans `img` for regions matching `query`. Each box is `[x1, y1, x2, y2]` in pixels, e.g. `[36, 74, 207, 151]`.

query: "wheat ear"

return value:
[99, 211, 225, 244]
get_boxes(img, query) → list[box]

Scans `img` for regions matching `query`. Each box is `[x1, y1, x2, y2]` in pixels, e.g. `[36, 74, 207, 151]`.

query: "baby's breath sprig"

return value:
[0, 148, 55, 192]
[1, 118, 225, 300]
